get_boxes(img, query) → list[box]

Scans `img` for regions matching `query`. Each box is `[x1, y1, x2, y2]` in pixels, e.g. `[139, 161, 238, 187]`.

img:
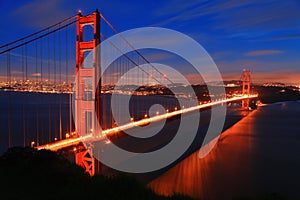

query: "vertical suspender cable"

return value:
[22, 41, 26, 147]
[48, 30, 51, 142]
[69, 26, 73, 134]
[0, 15, 78, 148]
[40, 38, 44, 144]
[7, 50, 11, 148]
[66, 27, 71, 136]
[110, 44, 114, 128]
[53, 32, 57, 140]
[35, 40, 39, 146]
[25, 45, 28, 146]
[59, 24, 62, 140]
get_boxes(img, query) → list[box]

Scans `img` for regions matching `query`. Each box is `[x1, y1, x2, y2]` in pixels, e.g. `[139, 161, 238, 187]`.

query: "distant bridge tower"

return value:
[242, 69, 251, 110]
[75, 10, 101, 176]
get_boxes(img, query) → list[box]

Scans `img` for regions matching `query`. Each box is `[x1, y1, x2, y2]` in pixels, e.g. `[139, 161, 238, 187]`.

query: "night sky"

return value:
[1, 0, 300, 84]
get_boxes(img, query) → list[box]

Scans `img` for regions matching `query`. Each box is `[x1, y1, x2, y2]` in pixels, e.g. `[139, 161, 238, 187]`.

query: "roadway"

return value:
[37, 94, 258, 151]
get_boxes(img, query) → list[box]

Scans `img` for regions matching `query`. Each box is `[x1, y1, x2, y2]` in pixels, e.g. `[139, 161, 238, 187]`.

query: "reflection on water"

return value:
[148, 101, 300, 200]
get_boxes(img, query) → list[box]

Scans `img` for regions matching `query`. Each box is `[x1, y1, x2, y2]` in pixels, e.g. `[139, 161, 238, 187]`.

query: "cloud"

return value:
[153, 0, 261, 26]
[221, 69, 300, 85]
[12, 0, 72, 28]
[153, 0, 254, 25]
[210, 1, 300, 39]
[246, 50, 284, 56]
[31, 73, 41, 77]
[210, 51, 235, 61]
[270, 33, 300, 40]
[153, 0, 203, 17]
[216, 56, 300, 72]
[11, 70, 24, 75]
[153, 0, 300, 40]
[168, 69, 300, 85]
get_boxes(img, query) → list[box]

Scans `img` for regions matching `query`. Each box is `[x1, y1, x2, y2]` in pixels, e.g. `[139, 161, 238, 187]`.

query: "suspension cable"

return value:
[100, 33, 163, 85]
[0, 20, 77, 55]
[0, 14, 77, 49]
[100, 13, 174, 85]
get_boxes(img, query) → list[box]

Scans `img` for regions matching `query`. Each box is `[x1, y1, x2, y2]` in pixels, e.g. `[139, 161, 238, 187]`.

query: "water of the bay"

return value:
[0, 91, 72, 153]
[0, 91, 186, 154]
[148, 101, 300, 200]
[2, 91, 299, 199]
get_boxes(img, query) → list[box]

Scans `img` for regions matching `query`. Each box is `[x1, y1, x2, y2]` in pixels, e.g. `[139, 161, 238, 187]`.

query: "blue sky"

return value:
[1, 0, 300, 84]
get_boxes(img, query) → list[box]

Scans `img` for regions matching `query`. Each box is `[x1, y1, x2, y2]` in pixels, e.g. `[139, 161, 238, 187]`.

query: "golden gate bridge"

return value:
[0, 10, 258, 176]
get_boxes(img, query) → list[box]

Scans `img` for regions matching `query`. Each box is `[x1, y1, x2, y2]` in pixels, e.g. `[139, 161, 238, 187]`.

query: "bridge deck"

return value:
[37, 95, 258, 151]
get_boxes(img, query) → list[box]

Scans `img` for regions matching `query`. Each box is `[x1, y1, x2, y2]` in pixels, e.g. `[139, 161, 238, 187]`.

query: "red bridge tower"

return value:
[74, 10, 101, 176]
[242, 69, 251, 110]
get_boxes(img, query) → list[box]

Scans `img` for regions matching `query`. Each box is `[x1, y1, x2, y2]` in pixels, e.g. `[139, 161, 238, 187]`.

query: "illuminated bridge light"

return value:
[31, 141, 35, 148]
[36, 94, 258, 152]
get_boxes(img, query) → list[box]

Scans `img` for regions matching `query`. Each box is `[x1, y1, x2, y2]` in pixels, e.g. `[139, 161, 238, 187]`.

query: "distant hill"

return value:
[253, 86, 300, 104]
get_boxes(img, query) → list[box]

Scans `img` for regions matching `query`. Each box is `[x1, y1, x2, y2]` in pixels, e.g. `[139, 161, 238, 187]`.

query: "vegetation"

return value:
[0, 147, 194, 200]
